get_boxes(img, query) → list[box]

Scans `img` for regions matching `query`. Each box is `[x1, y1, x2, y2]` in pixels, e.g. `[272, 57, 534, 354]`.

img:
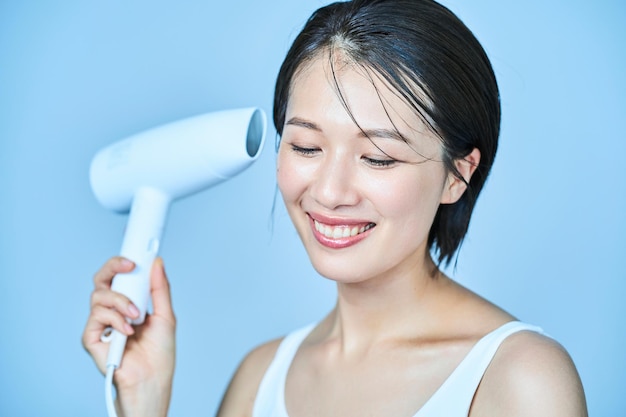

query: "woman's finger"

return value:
[93, 256, 135, 290]
[150, 257, 176, 324]
[82, 305, 134, 350]
[90, 288, 140, 320]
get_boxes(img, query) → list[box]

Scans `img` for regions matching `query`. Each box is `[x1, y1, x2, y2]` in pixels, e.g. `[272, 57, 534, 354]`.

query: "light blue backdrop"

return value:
[1, 1, 624, 415]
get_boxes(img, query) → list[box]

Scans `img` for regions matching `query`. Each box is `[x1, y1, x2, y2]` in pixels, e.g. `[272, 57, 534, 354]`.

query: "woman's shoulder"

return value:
[216, 337, 283, 417]
[441, 280, 587, 415]
[470, 328, 588, 416]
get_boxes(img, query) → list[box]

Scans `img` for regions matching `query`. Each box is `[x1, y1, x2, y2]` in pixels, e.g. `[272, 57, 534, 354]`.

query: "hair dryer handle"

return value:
[112, 187, 171, 324]
[105, 187, 170, 369]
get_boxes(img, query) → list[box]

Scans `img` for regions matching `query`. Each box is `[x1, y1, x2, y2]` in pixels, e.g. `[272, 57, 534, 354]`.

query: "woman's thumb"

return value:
[150, 257, 175, 321]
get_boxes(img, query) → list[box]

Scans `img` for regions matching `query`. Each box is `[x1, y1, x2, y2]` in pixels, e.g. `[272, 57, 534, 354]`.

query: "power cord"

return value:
[102, 328, 129, 417]
[105, 365, 118, 417]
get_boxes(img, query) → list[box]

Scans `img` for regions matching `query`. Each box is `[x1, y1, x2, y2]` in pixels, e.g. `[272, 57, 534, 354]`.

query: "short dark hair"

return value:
[274, 0, 501, 266]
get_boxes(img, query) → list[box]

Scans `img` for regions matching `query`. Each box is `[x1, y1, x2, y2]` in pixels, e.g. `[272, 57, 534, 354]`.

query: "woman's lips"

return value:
[308, 214, 376, 249]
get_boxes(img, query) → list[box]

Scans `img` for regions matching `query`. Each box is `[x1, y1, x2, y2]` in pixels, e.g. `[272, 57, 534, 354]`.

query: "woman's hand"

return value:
[82, 256, 176, 416]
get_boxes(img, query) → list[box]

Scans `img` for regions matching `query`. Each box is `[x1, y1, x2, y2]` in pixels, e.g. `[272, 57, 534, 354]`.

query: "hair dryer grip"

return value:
[111, 186, 171, 325]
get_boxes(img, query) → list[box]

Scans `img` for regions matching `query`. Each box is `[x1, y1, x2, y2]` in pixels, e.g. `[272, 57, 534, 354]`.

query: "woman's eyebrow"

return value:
[285, 117, 321, 131]
[286, 117, 406, 142]
[359, 128, 406, 142]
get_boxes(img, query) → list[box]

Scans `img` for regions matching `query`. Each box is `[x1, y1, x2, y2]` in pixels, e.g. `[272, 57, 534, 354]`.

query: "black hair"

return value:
[273, 0, 500, 266]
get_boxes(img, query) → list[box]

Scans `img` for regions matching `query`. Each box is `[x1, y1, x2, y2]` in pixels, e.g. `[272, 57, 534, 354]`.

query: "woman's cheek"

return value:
[276, 150, 302, 200]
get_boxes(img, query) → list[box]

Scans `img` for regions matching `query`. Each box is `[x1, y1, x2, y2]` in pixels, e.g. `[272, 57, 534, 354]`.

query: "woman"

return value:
[82, 0, 588, 415]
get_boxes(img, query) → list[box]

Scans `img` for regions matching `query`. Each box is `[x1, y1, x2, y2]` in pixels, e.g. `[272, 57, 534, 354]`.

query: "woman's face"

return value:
[277, 56, 459, 284]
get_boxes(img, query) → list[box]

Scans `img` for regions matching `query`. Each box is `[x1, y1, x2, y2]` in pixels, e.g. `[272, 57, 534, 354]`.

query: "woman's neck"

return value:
[320, 252, 448, 353]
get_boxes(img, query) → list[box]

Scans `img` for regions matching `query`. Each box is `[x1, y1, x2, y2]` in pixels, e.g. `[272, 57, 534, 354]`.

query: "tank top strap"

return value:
[415, 321, 544, 417]
[253, 321, 544, 417]
[252, 323, 316, 417]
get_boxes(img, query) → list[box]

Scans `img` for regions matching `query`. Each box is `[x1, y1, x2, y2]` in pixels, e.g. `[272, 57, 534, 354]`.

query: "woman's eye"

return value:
[363, 156, 396, 167]
[291, 144, 320, 156]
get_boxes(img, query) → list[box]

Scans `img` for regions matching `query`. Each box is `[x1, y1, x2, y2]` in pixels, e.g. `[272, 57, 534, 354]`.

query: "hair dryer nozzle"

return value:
[246, 108, 265, 158]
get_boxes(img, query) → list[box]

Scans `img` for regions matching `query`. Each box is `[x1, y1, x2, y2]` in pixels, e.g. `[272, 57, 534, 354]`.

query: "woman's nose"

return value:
[309, 153, 360, 209]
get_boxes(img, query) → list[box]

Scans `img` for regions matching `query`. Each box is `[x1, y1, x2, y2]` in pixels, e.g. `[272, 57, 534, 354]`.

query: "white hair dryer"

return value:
[90, 107, 266, 371]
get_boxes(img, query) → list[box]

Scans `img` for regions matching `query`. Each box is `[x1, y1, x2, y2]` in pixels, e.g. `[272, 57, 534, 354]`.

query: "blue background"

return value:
[1, 1, 624, 415]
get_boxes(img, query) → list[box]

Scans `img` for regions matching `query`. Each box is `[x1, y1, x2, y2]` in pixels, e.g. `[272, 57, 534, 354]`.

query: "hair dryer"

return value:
[90, 107, 266, 371]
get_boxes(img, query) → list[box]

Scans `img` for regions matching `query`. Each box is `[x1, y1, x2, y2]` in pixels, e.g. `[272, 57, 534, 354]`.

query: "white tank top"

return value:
[252, 321, 544, 417]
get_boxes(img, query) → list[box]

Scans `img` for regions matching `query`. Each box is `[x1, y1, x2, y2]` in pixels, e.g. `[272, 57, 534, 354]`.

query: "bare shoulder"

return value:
[471, 329, 588, 417]
[216, 337, 283, 417]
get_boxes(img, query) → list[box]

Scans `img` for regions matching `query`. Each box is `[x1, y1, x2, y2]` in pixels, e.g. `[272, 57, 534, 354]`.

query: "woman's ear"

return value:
[440, 148, 481, 204]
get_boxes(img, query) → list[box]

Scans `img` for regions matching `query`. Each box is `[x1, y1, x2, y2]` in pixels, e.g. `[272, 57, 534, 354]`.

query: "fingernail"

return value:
[124, 323, 134, 334]
[121, 258, 134, 268]
[128, 303, 140, 318]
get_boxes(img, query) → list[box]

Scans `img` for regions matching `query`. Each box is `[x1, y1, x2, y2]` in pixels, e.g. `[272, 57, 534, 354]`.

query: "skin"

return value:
[83, 53, 587, 416]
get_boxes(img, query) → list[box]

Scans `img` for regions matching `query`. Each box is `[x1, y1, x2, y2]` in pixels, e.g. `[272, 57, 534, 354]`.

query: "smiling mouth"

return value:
[313, 219, 376, 239]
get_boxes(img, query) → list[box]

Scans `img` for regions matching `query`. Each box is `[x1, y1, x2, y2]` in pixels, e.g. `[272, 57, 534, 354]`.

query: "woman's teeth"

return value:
[313, 220, 375, 239]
